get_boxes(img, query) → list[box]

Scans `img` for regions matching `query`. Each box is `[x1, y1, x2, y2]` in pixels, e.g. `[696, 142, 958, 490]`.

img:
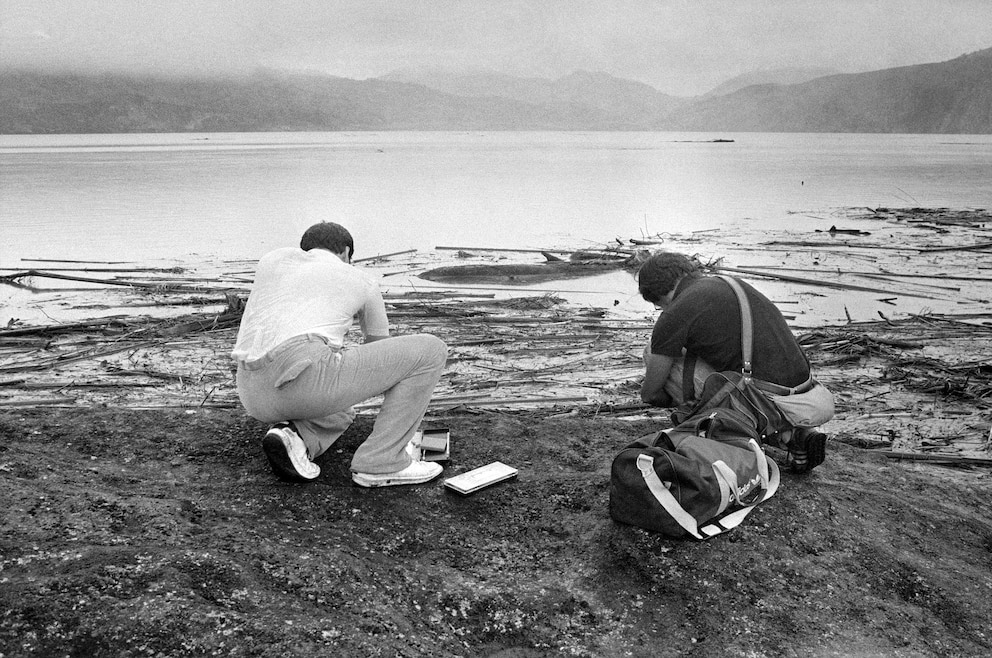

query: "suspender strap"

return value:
[717, 275, 753, 381]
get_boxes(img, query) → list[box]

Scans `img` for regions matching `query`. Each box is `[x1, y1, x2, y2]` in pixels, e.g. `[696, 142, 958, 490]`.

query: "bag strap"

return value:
[635, 450, 780, 540]
[700, 455, 779, 537]
[682, 353, 698, 400]
[636, 454, 701, 534]
[716, 275, 753, 381]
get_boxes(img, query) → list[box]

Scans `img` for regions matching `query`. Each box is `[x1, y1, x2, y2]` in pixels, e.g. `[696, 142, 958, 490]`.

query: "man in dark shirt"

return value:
[637, 251, 831, 472]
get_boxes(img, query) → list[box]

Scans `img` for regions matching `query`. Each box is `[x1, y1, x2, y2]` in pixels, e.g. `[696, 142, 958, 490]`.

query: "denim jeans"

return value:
[236, 332, 447, 474]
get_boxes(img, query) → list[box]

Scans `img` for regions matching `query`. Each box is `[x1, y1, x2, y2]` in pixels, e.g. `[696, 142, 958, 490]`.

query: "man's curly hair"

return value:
[300, 222, 354, 259]
[637, 251, 701, 305]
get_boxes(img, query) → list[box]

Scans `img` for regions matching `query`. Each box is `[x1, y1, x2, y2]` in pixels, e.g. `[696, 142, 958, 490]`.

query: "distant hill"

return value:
[0, 68, 672, 133]
[700, 67, 840, 98]
[0, 70, 563, 133]
[664, 48, 992, 133]
[379, 67, 684, 125]
[1, 46, 991, 133]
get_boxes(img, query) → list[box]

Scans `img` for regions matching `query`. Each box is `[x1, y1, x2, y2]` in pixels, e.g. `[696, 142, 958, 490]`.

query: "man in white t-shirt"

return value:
[232, 222, 448, 487]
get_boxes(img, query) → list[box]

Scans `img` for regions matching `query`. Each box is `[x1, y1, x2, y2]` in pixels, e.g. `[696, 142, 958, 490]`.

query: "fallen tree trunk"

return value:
[419, 251, 647, 284]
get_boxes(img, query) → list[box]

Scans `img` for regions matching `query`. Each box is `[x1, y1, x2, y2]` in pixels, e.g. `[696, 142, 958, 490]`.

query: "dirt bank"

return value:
[1, 407, 990, 657]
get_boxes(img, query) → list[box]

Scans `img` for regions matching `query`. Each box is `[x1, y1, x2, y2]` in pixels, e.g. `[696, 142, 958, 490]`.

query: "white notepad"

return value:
[443, 461, 518, 495]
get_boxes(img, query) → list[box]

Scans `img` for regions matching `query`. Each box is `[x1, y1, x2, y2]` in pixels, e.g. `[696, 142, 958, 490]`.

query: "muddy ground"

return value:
[2, 407, 991, 657]
[2, 208, 992, 657]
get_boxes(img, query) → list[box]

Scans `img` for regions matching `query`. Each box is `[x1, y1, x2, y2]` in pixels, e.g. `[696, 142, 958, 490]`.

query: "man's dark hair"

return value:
[637, 251, 701, 305]
[300, 222, 354, 258]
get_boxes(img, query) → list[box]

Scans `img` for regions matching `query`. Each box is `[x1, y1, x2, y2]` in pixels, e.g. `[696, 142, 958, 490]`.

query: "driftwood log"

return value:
[419, 250, 648, 284]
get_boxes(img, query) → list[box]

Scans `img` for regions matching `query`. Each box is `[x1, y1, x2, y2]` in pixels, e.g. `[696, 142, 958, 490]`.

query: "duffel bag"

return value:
[609, 407, 780, 539]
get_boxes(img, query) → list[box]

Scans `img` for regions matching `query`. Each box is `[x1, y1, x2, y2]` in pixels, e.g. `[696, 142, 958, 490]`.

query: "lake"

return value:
[3, 131, 991, 265]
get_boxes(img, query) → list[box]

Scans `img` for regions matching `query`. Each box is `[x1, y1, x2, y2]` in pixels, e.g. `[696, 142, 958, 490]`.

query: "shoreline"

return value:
[2, 207, 989, 444]
[2, 206, 991, 656]
[1, 205, 990, 460]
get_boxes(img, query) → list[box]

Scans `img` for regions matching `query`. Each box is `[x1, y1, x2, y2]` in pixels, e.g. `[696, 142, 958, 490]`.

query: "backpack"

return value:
[609, 406, 780, 539]
[671, 369, 789, 438]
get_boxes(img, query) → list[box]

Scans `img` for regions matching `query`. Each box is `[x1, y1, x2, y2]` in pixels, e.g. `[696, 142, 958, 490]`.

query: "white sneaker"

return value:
[352, 460, 442, 488]
[262, 423, 320, 482]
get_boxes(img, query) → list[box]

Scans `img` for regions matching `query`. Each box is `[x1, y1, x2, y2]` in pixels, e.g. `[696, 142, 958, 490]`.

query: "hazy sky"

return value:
[2, 0, 990, 96]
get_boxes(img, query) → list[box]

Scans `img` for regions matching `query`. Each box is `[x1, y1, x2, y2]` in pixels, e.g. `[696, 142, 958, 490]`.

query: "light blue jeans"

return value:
[236, 333, 448, 474]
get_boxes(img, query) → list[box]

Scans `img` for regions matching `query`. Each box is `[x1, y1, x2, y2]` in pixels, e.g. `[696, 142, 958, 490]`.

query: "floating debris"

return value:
[1, 207, 990, 465]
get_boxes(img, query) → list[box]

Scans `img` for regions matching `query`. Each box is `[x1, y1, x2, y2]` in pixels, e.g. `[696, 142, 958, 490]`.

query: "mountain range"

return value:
[698, 67, 840, 98]
[1, 46, 990, 134]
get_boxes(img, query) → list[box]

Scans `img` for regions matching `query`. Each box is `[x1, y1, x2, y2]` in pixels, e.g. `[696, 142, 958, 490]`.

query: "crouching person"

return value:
[232, 221, 448, 487]
[636, 251, 834, 473]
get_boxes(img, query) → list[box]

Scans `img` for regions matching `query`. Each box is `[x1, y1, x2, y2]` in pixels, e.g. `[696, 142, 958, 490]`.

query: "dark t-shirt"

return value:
[650, 275, 810, 387]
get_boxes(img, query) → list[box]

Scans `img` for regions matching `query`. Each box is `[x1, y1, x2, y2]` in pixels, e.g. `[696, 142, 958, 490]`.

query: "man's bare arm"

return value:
[641, 349, 676, 407]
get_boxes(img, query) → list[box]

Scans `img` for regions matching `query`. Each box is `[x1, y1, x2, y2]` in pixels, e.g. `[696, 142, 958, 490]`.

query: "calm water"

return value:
[3, 131, 992, 266]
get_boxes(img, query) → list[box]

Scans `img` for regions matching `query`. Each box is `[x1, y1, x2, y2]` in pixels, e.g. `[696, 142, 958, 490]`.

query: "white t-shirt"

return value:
[231, 247, 389, 362]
